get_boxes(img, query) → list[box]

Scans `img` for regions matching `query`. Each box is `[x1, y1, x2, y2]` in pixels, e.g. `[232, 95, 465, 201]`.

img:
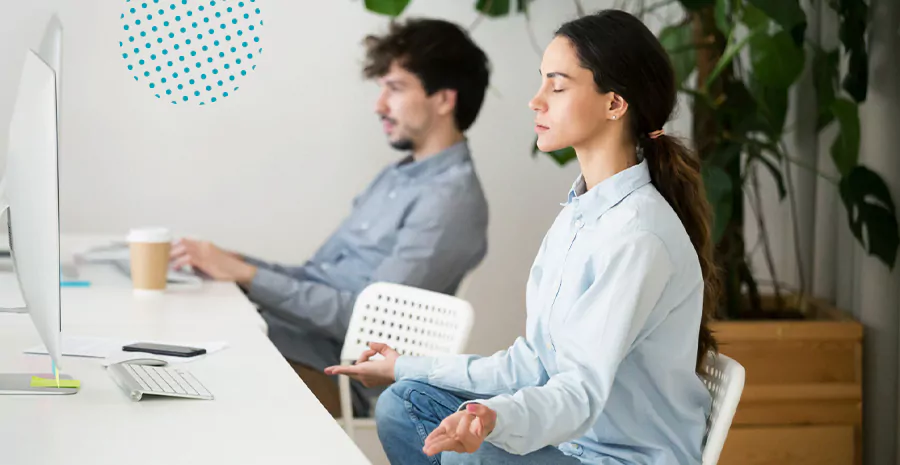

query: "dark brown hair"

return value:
[556, 10, 719, 371]
[362, 18, 490, 132]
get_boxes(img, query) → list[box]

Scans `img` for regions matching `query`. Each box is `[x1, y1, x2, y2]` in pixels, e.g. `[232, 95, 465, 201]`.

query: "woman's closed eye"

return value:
[552, 88, 566, 93]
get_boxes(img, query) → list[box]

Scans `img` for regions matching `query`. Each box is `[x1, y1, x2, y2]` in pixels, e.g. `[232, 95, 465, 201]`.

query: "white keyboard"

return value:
[108, 363, 214, 401]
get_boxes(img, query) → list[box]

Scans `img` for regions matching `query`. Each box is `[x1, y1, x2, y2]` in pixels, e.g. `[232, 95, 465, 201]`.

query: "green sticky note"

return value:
[30, 376, 80, 389]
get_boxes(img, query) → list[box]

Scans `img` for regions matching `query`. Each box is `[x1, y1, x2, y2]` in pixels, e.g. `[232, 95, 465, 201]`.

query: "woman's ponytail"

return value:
[643, 135, 719, 371]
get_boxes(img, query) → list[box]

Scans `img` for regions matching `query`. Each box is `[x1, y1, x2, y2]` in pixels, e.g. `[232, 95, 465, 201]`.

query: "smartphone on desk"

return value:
[122, 342, 207, 357]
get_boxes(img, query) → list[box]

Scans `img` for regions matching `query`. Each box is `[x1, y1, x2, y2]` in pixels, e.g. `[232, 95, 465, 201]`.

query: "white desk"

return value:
[0, 236, 371, 465]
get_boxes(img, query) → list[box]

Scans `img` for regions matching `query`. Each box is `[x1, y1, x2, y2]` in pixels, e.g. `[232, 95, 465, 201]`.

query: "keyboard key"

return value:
[170, 370, 196, 395]
[124, 365, 151, 390]
[152, 370, 176, 394]
[131, 365, 156, 391]
[140, 368, 163, 392]
[181, 371, 209, 397]
[159, 370, 185, 394]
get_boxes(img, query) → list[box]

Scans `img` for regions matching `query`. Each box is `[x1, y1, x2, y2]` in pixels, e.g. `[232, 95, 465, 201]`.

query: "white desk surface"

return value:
[0, 236, 370, 465]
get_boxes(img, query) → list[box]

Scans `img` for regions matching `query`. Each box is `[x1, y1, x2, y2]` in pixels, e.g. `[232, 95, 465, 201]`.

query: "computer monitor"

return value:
[38, 15, 63, 141]
[0, 16, 61, 257]
[0, 21, 77, 394]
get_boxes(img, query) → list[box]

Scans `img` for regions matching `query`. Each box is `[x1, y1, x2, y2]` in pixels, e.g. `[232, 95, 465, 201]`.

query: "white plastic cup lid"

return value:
[127, 227, 172, 243]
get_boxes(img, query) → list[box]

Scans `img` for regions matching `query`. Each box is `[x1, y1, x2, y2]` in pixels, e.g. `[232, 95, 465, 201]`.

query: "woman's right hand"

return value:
[324, 342, 399, 387]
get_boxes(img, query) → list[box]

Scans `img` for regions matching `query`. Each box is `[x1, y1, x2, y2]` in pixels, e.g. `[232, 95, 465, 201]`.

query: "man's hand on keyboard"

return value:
[170, 238, 257, 284]
[325, 342, 398, 388]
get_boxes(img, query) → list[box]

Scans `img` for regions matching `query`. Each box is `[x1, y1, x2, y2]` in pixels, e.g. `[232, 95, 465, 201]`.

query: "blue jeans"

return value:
[375, 380, 582, 465]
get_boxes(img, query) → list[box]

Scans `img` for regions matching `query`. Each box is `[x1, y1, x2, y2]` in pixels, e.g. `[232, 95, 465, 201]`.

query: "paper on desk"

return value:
[24, 335, 124, 358]
[102, 341, 228, 366]
[24, 335, 228, 365]
[74, 242, 129, 262]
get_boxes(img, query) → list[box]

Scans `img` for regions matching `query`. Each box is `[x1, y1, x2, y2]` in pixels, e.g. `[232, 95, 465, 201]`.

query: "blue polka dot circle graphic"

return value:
[120, 0, 264, 105]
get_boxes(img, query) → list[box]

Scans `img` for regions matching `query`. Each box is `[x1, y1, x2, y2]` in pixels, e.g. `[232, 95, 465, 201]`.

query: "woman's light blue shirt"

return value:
[395, 159, 711, 464]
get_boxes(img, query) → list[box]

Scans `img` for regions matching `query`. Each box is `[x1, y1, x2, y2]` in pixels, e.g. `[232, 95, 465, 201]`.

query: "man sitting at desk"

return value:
[170, 18, 490, 417]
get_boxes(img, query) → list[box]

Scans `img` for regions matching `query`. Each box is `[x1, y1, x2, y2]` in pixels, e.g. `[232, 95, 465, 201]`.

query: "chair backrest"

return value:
[341, 282, 475, 362]
[700, 352, 746, 465]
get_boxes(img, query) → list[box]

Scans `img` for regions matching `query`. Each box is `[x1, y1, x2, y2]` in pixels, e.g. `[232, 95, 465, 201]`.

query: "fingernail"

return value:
[466, 404, 478, 413]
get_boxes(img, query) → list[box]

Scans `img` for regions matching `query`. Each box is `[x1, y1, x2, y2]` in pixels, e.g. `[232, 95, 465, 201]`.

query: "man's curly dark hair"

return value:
[363, 18, 490, 132]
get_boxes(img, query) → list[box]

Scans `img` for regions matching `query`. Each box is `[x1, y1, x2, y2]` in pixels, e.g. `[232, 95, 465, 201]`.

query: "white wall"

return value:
[0, 0, 689, 356]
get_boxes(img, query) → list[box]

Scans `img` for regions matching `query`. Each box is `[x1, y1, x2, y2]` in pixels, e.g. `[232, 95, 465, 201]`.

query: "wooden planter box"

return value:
[710, 297, 863, 465]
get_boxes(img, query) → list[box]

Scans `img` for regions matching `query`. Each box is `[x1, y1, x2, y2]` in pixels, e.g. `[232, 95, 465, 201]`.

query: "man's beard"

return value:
[382, 116, 415, 151]
[389, 138, 414, 151]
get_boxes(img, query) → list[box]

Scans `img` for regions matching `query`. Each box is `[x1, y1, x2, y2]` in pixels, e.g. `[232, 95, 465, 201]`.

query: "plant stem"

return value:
[725, 134, 840, 185]
[691, 6, 743, 319]
[468, 14, 485, 31]
[779, 140, 809, 305]
[573, 0, 586, 17]
[748, 163, 784, 309]
[782, 153, 840, 185]
[469, 0, 490, 31]
[522, 5, 543, 56]
[669, 41, 718, 55]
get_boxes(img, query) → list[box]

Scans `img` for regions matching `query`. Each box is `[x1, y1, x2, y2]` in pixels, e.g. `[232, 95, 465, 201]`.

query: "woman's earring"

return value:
[612, 115, 618, 120]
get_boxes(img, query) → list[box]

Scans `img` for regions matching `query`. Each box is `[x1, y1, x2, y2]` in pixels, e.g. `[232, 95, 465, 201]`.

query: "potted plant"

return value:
[646, 1, 877, 463]
[364, 1, 888, 463]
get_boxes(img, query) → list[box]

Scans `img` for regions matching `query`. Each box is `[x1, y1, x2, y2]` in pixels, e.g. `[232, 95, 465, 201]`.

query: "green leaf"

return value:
[748, 77, 786, 135]
[706, 23, 766, 88]
[545, 147, 577, 166]
[475, 0, 511, 17]
[741, 4, 768, 29]
[844, 46, 868, 102]
[714, 0, 731, 34]
[707, 141, 742, 167]
[659, 23, 696, 85]
[747, 0, 807, 45]
[517, 0, 531, 13]
[702, 164, 733, 244]
[830, 98, 860, 176]
[747, 143, 786, 199]
[363, 0, 410, 16]
[749, 77, 788, 136]
[834, 0, 869, 102]
[532, 138, 577, 166]
[750, 30, 805, 88]
[812, 47, 840, 130]
[839, 166, 899, 268]
[717, 81, 770, 137]
[757, 155, 787, 200]
[679, 0, 716, 10]
[679, 87, 715, 110]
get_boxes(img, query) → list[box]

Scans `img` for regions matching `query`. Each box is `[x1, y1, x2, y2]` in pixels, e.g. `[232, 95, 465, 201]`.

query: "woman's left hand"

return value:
[422, 403, 497, 457]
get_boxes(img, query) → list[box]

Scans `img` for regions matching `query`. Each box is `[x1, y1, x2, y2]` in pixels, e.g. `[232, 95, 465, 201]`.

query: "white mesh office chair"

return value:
[338, 282, 475, 440]
[700, 352, 745, 465]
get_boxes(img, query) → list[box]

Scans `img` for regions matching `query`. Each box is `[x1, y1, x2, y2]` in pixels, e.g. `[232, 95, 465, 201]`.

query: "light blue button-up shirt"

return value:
[396, 159, 710, 464]
[244, 140, 488, 383]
